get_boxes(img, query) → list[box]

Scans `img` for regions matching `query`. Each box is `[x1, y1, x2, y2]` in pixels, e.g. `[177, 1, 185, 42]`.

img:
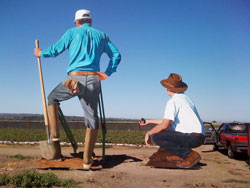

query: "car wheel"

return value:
[227, 144, 235, 159]
[213, 144, 218, 151]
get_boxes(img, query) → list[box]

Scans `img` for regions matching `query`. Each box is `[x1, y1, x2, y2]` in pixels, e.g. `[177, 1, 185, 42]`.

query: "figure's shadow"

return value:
[201, 148, 249, 165]
[197, 162, 207, 167]
[217, 149, 249, 163]
[101, 155, 143, 169]
[71, 152, 143, 169]
[202, 150, 215, 153]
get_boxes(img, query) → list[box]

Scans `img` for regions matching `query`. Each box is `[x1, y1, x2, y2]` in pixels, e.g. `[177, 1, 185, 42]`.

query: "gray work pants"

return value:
[151, 126, 205, 159]
[48, 75, 100, 130]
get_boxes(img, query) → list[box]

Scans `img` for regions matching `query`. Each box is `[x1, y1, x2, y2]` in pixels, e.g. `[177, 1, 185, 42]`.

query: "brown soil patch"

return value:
[0, 144, 250, 188]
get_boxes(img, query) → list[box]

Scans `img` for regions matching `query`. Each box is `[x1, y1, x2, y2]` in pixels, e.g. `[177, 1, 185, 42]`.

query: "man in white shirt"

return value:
[139, 73, 205, 169]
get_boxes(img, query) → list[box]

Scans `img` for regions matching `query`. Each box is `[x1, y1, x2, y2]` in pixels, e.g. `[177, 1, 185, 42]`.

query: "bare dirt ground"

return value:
[0, 144, 249, 188]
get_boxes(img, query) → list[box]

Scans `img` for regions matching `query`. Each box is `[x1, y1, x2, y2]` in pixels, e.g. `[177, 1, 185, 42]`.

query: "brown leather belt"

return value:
[69, 71, 97, 76]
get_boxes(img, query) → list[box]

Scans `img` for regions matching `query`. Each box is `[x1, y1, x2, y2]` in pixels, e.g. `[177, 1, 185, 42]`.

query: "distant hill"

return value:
[0, 113, 137, 122]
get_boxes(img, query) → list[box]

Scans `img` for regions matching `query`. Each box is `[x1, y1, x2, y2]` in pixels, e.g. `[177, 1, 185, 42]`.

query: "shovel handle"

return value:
[35, 40, 49, 126]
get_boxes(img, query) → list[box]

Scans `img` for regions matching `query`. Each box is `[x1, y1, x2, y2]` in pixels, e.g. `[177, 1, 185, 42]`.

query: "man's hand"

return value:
[145, 132, 152, 146]
[97, 72, 108, 81]
[34, 48, 42, 58]
[138, 118, 147, 126]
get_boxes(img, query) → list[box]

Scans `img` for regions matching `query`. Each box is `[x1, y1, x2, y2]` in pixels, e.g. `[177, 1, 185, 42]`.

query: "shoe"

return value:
[176, 150, 201, 169]
[83, 158, 94, 170]
[48, 104, 60, 140]
[47, 104, 61, 159]
[150, 148, 183, 162]
[83, 128, 98, 170]
[166, 155, 183, 161]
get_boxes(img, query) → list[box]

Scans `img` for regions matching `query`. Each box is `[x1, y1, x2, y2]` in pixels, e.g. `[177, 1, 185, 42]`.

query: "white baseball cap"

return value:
[74, 9, 91, 21]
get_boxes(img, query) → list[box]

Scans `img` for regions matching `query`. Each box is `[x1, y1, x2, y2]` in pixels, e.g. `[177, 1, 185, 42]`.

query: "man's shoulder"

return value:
[173, 93, 189, 100]
[89, 27, 107, 36]
[166, 96, 175, 105]
[64, 27, 78, 34]
[68, 26, 106, 35]
[174, 93, 195, 108]
[172, 93, 191, 104]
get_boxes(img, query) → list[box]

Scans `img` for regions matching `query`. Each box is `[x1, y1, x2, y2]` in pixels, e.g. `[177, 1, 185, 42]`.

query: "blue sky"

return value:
[0, 0, 249, 122]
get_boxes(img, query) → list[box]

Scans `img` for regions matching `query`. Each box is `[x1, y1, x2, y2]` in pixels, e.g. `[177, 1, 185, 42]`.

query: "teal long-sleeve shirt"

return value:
[41, 23, 121, 76]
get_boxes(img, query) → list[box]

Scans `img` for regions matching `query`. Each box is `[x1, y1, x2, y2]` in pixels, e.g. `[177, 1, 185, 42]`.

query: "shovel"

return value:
[35, 40, 61, 160]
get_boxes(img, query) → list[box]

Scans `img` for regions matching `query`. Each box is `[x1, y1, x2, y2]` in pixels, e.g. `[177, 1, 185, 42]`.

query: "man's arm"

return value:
[37, 30, 71, 58]
[148, 119, 171, 135]
[139, 119, 164, 126]
[145, 119, 172, 146]
[104, 37, 121, 76]
[96, 72, 108, 81]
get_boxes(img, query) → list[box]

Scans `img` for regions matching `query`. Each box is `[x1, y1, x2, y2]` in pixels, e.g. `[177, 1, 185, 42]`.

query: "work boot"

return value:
[176, 150, 201, 169]
[149, 147, 167, 160]
[47, 104, 61, 159]
[150, 148, 183, 162]
[166, 155, 183, 162]
[48, 104, 60, 140]
[162, 149, 183, 161]
[83, 128, 98, 170]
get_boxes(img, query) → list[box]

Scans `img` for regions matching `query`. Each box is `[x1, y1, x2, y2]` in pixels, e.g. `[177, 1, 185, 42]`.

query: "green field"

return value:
[0, 128, 146, 145]
[0, 123, 222, 146]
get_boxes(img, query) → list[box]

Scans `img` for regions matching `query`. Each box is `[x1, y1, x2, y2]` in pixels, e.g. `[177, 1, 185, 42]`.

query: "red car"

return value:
[248, 124, 250, 164]
[216, 123, 249, 159]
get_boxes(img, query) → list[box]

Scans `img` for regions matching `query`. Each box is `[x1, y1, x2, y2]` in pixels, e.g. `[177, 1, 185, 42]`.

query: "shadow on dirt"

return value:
[218, 149, 249, 166]
[71, 152, 143, 169]
[201, 150, 215, 153]
[201, 147, 249, 165]
[36, 152, 142, 171]
[71, 152, 142, 168]
[217, 149, 248, 161]
[101, 155, 143, 169]
[197, 162, 207, 167]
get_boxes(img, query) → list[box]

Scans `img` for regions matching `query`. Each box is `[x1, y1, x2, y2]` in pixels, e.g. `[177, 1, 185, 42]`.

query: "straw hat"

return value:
[160, 73, 188, 93]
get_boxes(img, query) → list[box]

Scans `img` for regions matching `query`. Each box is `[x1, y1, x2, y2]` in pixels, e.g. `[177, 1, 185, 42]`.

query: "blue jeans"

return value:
[151, 126, 205, 159]
[48, 75, 100, 129]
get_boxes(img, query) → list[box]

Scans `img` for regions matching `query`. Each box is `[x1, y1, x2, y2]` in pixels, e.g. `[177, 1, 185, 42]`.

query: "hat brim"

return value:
[160, 79, 188, 93]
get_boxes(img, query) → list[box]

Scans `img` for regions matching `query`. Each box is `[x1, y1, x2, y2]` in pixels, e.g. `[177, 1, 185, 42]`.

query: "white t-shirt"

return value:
[164, 93, 205, 135]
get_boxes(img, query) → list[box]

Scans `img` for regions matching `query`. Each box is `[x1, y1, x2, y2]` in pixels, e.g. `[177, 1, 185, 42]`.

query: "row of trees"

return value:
[0, 113, 137, 122]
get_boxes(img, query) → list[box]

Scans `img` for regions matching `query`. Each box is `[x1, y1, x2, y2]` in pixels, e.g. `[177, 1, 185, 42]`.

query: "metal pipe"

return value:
[98, 82, 106, 160]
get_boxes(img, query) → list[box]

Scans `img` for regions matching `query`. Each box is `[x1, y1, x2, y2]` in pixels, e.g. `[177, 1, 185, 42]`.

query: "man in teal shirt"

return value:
[34, 9, 121, 170]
